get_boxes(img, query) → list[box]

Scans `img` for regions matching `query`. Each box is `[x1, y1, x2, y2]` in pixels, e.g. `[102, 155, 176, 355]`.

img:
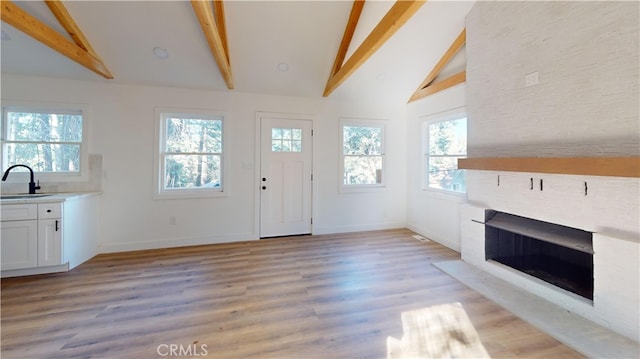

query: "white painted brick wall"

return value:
[459, 203, 485, 266]
[463, 171, 640, 340]
[467, 171, 639, 236]
[464, 1, 640, 341]
[466, 1, 639, 157]
[593, 233, 640, 338]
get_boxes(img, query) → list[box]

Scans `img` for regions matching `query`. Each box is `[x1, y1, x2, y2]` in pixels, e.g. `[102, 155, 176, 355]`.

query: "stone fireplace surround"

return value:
[460, 170, 639, 342]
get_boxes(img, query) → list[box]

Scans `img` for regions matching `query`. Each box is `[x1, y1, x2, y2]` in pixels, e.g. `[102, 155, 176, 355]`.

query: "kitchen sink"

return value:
[0, 194, 53, 200]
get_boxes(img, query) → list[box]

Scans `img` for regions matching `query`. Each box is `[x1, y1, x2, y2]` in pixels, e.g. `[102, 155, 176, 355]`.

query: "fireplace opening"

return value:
[484, 211, 593, 300]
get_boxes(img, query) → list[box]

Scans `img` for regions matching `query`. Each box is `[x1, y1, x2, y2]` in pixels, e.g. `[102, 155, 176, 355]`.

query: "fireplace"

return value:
[484, 210, 594, 300]
[459, 171, 639, 342]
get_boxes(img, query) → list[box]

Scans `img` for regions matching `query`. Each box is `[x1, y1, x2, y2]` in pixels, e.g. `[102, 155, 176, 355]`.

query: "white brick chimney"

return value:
[463, 1, 639, 341]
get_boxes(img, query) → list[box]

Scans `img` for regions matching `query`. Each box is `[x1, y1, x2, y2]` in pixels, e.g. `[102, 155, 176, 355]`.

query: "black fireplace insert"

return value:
[484, 210, 594, 300]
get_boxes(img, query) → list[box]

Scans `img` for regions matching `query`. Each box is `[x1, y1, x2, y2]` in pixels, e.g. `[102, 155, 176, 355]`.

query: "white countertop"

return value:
[0, 192, 101, 204]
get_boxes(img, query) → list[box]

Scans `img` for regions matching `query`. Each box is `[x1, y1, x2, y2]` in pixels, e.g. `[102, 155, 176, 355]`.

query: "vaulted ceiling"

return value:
[1, 1, 474, 104]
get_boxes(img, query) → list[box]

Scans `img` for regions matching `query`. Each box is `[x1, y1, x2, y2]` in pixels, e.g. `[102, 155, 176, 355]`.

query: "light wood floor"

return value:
[1, 229, 583, 358]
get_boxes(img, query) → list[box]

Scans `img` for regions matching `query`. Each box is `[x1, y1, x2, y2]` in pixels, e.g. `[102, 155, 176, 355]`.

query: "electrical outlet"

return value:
[525, 71, 539, 87]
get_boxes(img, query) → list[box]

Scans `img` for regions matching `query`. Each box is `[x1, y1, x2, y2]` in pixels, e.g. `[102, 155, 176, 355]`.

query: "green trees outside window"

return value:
[3, 110, 83, 173]
[161, 115, 223, 190]
[272, 128, 302, 152]
[342, 124, 384, 185]
[426, 117, 467, 193]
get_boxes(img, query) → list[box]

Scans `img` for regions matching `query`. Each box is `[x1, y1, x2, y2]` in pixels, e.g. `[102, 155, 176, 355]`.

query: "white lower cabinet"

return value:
[38, 218, 63, 267]
[1, 202, 63, 271]
[0, 220, 38, 270]
[1, 194, 98, 277]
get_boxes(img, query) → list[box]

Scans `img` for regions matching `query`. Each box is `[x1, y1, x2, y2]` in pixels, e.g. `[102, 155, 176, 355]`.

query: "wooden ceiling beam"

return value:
[408, 28, 466, 103]
[409, 70, 466, 102]
[44, 0, 98, 58]
[1, 1, 113, 79]
[417, 28, 465, 90]
[192, 0, 234, 89]
[213, 0, 229, 64]
[328, 0, 365, 80]
[323, 0, 426, 97]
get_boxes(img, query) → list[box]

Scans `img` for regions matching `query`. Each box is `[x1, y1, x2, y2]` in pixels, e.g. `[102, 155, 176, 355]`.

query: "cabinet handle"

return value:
[47, 209, 52, 213]
[55, 220, 59, 232]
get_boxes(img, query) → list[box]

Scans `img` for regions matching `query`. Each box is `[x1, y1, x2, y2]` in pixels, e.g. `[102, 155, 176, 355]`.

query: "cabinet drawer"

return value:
[38, 203, 62, 219]
[1, 204, 38, 221]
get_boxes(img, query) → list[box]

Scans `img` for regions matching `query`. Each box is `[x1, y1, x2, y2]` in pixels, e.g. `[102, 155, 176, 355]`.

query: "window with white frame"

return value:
[271, 127, 302, 152]
[424, 111, 467, 193]
[1, 106, 86, 177]
[155, 111, 224, 198]
[341, 121, 385, 187]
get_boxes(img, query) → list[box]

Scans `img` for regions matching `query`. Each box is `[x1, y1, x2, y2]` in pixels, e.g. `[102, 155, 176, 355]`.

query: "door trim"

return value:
[254, 112, 315, 238]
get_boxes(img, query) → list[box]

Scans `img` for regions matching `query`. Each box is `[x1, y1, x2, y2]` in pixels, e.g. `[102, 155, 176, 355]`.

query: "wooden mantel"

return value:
[458, 157, 640, 178]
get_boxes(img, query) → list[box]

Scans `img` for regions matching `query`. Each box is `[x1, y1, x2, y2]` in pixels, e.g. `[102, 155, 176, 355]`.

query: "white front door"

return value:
[260, 116, 312, 238]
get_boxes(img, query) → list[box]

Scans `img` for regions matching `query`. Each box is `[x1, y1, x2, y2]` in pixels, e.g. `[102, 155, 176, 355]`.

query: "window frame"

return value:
[270, 127, 303, 152]
[339, 118, 387, 192]
[422, 107, 467, 196]
[153, 108, 228, 200]
[0, 102, 90, 183]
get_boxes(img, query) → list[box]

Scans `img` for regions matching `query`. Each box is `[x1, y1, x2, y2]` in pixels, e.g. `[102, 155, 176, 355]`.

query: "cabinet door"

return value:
[38, 219, 63, 267]
[1, 220, 38, 270]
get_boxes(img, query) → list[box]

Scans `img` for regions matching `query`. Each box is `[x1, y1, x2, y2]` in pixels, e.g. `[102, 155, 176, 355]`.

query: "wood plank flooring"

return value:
[1, 229, 583, 358]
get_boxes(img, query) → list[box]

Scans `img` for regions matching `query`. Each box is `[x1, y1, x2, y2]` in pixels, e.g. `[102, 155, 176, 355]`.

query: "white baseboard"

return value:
[98, 232, 258, 254]
[2, 263, 69, 278]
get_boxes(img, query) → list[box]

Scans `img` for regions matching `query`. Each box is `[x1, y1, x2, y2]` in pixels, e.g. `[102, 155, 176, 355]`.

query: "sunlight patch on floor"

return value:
[387, 302, 490, 359]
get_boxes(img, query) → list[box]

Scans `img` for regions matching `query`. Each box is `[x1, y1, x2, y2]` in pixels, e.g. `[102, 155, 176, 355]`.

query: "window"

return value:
[1, 106, 86, 179]
[341, 121, 385, 187]
[272, 128, 302, 152]
[155, 110, 225, 199]
[424, 111, 467, 193]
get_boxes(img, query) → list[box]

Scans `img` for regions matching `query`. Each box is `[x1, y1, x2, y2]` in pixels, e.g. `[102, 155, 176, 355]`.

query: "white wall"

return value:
[406, 84, 466, 251]
[1, 74, 407, 252]
[312, 100, 407, 235]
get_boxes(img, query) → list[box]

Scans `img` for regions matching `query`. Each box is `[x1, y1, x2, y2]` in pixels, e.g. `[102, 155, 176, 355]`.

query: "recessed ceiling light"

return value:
[153, 47, 169, 59]
[1, 30, 10, 41]
[277, 62, 289, 72]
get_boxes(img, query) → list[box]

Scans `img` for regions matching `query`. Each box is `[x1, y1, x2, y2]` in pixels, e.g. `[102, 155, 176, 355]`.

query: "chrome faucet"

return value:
[2, 164, 41, 194]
